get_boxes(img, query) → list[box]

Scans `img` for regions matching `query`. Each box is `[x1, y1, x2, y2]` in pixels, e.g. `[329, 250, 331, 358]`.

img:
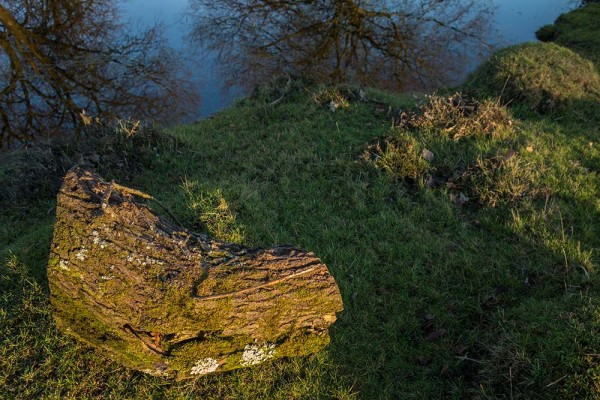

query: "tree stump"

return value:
[48, 167, 343, 378]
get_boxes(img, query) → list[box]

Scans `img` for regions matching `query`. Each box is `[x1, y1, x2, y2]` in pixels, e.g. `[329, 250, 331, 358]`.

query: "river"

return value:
[120, 0, 575, 120]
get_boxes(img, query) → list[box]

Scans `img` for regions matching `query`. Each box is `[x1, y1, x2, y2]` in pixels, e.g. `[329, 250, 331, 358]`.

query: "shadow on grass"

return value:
[1, 94, 599, 398]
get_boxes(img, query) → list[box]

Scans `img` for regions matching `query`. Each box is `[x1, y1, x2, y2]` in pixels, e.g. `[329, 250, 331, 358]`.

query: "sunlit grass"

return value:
[2, 5, 600, 394]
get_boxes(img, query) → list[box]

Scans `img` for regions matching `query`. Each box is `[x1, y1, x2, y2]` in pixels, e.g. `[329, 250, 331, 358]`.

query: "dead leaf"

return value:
[440, 363, 449, 375]
[422, 149, 435, 162]
[454, 193, 469, 207]
[417, 356, 432, 365]
[453, 345, 469, 355]
[502, 149, 516, 161]
[358, 89, 367, 102]
[425, 329, 446, 341]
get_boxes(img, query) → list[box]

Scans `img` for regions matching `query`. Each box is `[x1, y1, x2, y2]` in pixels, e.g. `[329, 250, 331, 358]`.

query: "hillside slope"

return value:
[2, 6, 600, 399]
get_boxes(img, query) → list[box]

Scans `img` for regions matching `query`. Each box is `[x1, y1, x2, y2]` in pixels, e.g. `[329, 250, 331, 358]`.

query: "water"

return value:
[120, 0, 575, 120]
[493, 0, 574, 45]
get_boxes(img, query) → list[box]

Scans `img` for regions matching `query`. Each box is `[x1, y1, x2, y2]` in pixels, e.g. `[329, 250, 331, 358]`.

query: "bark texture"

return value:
[48, 167, 343, 378]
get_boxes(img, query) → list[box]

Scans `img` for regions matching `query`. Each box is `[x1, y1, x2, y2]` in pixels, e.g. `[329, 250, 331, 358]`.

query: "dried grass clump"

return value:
[396, 93, 513, 139]
[312, 88, 351, 111]
[452, 151, 544, 207]
[363, 132, 431, 181]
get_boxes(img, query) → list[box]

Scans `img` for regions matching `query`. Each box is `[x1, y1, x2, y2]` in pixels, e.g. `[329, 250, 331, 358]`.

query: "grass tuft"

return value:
[395, 93, 514, 140]
[182, 179, 246, 244]
[454, 152, 544, 207]
[362, 131, 431, 181]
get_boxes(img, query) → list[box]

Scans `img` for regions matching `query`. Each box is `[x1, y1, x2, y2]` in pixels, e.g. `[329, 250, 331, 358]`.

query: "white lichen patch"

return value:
[241, 343, 276, 366]
[190, 358, 219, 375]
[59, 259, 70, 271]
[91, 231, 109, 248]
[100, 275, 114, 281]
[75, 247, 87, 261]
[136, 256, 164, 267]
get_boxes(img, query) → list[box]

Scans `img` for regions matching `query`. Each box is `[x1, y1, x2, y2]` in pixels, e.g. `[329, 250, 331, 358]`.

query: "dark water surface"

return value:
[120, 0, 574, 120]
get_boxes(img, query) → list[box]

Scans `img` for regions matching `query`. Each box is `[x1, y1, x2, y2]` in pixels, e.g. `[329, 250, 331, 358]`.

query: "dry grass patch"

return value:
[395, 93, 514, 140]
[452, 151, 545, 207]
[312, 88, 351, 111]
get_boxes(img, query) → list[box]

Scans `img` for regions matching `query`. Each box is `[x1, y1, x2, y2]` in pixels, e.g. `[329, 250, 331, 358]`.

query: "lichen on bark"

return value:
[48, 167, 343, 379]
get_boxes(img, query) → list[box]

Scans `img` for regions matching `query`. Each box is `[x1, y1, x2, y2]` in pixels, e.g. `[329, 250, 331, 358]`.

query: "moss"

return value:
[275, 332, 331, 357]
[168, 334, 253, 374]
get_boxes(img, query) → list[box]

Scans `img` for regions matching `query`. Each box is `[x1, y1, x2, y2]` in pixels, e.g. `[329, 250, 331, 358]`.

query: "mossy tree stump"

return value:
[48, 167, 343, 378]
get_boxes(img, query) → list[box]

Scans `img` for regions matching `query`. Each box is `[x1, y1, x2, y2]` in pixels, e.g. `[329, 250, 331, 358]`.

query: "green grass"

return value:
[2, 8, 600, 397]
[464, 42, 600, 114]
[2, 80, 600, 399]
[536, 3, 600, 67]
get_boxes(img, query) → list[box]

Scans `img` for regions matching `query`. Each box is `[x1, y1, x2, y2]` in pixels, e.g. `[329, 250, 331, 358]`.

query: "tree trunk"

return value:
[48, 167, 343, 379]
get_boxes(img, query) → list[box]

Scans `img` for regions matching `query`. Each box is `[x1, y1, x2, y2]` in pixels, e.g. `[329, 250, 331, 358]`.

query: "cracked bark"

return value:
[48, 167, 343, 379]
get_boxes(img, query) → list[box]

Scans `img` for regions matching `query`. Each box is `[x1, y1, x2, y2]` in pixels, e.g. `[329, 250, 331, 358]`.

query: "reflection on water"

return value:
[0, 0, 198, 147]
[121, 0, 574, 120]
[493, 0, 573, 44]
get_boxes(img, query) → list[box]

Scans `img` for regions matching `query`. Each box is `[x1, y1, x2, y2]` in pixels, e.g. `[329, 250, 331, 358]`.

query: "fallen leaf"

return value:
[425, 329, 446, 341]
[422, 149, 435, 162]
[502, 149, 516, 161]
[426, 176, 445, 188]
[329, 101, 338, 112]
[453, 345, 469, 355]
[440, 363, 449, 375]
[417, 356, 432, 365]
[358, 89, 367, 102]
[454, 193, 469, 207]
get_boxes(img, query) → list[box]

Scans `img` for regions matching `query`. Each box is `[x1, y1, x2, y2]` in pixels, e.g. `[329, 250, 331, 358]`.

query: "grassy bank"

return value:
[2, 5, 600, 400]
[536, 2, 600, 67]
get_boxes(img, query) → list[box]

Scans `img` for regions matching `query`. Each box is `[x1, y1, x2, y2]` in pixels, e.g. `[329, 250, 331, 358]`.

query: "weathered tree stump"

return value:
[48, 167, 343, 378]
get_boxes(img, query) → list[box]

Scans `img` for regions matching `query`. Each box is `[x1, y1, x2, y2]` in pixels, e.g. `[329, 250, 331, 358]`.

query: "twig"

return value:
[101, 181, 114, 210]
[112, 182, 184, 228]
[509, 367, 514, 400]
[455, 356, 483, 364]
[546, 375, 567, 388]
[123, 323, 166, 355]
[269, 75, 292, 106]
